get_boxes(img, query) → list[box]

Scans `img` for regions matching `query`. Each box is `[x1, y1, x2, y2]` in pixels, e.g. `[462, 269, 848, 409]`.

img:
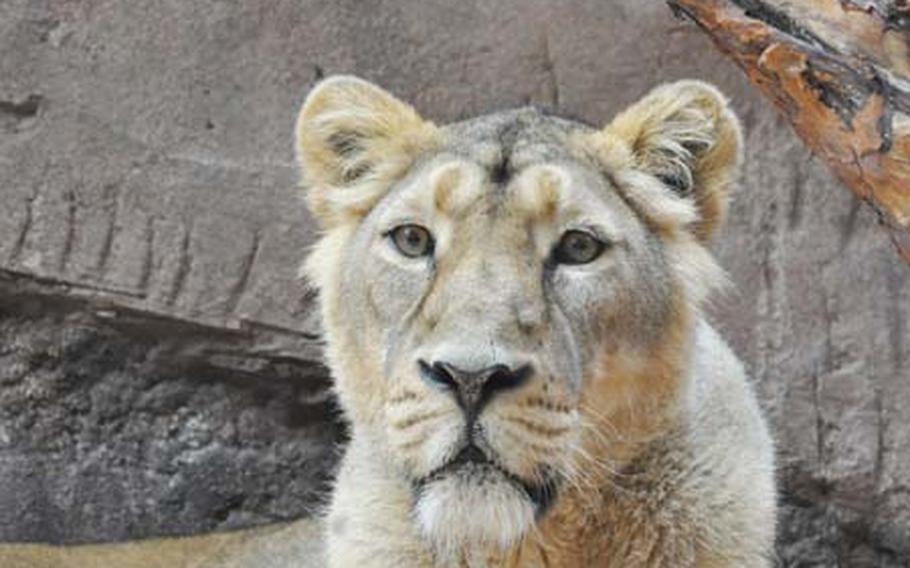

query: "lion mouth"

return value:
[416, 444, 559, 515]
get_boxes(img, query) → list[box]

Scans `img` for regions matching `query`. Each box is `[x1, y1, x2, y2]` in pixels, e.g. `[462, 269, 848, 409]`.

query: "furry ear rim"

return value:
[295, 75, 438, 226]
[603, 80, 743, 242]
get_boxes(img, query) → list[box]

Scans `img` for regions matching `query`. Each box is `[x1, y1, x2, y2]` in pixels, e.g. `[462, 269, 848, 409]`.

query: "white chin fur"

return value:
[415, 471, 535, 557]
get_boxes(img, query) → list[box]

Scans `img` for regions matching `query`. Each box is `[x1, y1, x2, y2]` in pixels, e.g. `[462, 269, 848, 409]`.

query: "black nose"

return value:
[418, 360, 532, 420]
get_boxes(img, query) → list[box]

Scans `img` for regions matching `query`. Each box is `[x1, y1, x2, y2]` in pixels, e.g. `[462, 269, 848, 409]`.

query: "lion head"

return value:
[296, 76, 740, 555]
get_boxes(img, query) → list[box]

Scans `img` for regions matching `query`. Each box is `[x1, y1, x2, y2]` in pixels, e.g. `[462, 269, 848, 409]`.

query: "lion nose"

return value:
[418, 360, 532, 420]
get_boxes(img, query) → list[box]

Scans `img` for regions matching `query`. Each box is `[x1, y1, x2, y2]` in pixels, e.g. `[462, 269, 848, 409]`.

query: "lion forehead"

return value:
[439, 107, 592, 178]
[385, 108, 613, 227]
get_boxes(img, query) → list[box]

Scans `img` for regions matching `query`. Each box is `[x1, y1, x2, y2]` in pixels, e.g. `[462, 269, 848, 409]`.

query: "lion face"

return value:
[297, 77, 740, 553]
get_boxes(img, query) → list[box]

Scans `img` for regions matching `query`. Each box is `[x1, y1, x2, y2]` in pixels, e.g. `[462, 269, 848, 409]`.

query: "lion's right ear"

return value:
[295, 76, 438, 226]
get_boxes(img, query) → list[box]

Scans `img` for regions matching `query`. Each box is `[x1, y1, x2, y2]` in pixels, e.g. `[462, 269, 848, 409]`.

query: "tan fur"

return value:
[7, 77, 774, 568]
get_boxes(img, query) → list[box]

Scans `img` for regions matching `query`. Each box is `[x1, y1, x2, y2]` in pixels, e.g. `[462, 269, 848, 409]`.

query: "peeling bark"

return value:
[668, 0, 910, 263]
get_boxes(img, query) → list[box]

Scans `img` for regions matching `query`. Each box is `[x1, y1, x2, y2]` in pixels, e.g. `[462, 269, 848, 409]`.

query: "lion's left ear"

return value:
[598, 80, 742, 242]
[295, 76, 439, 226]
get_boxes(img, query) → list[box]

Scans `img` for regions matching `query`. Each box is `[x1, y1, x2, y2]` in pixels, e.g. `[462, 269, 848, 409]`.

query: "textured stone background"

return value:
[0, 0, 907, 565]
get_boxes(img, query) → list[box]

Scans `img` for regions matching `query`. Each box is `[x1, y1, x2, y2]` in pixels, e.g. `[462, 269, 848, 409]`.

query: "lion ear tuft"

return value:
[295, 76, 438, 225]
[604, 80, 742, 242]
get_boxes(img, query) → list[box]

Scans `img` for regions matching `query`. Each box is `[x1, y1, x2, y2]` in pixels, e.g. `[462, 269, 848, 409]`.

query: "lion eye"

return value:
[553, 230, 605, 265]
[390, 224, 434, 258]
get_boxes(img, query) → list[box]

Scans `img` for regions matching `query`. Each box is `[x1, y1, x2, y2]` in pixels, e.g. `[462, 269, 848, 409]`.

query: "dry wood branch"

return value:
[668, 0, 910, 262]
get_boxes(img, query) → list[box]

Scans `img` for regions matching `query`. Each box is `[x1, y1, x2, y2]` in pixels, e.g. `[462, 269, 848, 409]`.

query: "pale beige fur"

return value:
[3, 77, 775, 568]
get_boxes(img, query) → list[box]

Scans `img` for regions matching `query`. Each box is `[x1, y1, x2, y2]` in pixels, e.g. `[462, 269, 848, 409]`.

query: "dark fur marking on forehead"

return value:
[490, 121, 522, 185]
[443, 108, 592, 187]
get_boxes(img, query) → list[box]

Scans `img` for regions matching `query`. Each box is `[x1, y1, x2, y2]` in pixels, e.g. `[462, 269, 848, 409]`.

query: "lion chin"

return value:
[415, 470, 535, 555]
[413, 446, 557, 555]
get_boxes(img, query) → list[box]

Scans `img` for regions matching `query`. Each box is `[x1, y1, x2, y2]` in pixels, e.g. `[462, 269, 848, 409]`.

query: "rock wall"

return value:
[1, 0, 907, 565]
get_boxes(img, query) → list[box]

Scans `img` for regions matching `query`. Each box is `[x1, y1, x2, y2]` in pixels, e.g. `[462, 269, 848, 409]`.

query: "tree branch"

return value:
[668, 0, 910, 263]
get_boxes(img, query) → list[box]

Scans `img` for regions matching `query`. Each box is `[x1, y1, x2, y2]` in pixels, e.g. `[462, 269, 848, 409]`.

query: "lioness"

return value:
[299, 76, 776, 567]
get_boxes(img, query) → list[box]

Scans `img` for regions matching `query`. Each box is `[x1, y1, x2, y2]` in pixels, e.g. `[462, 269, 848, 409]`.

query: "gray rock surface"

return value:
[0, 275, 342, 543]
[0, 0, 907, 565]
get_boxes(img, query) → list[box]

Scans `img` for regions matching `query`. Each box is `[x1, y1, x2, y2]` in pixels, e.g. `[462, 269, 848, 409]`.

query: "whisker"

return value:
[517, 396, 574, 415]
[390, 409, 448, 431]
[387, 390, 421, 405]
[495, 424, 563, 456]
[499, 415, 572, 438]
